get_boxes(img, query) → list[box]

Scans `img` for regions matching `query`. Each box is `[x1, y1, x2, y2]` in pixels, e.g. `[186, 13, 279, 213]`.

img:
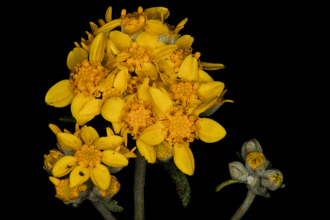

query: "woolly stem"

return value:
[230, 190, 256, 220]
[91, 200, 117, 220]
[134, 150, 147, 220]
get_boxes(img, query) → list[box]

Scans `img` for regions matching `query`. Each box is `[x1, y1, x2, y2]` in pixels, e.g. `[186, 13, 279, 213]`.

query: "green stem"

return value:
[134, 150, 147, 220]
[215, 179, 239, 192]
[91, 200, 117, 220]
[230, 190, 256, 220]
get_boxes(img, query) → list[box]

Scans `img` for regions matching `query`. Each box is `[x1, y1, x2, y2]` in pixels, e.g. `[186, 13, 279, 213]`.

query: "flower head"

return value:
[51, 124, 132, 190]
[136, 86, 227, 175]
[49, 177, 88, 204]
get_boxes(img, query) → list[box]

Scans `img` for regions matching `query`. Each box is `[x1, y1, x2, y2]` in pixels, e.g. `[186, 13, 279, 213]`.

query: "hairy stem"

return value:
[91, 200, 117, 220]
[230, 190, 256, 220]
[134, 150, 147, 220]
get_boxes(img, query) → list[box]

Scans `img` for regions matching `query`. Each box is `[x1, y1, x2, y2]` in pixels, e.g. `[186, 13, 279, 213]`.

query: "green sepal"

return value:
[160, 159, 191, 207]
[101, 199, 124, 212]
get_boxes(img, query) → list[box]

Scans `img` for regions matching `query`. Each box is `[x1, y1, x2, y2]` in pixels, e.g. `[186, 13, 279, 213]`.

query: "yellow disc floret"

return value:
[121, 97, 155, 138]
[164, 107, 198, 144]
[122, 42, 153, 72]
[70, 60, 110, 97]
[74, 144, 102, 168]
[169, 80, 199, 106]
[49, 177, 87, 203]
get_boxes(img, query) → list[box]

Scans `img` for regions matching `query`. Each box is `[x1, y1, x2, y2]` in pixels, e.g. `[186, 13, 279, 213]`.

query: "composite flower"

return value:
[137, 86, 227, 175]
[51, 124, 131, 190]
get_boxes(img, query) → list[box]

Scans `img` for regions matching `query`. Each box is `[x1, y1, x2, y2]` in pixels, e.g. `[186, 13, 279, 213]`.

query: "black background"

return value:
[11, 0, 307, 219]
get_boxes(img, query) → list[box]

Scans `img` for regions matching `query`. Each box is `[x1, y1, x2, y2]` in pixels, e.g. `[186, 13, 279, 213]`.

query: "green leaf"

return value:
[160, 159, 191, 207]
[101, 199, 124, 212]
[59, 116, 76, 123]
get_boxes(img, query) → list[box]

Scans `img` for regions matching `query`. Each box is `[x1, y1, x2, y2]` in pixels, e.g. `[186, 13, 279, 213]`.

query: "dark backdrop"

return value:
[19, 0, 301, 219]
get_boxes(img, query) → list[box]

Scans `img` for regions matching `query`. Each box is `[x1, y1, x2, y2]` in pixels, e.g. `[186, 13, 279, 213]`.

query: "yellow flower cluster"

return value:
[44, 123, 135, 203]
[45, 6, 232, 177]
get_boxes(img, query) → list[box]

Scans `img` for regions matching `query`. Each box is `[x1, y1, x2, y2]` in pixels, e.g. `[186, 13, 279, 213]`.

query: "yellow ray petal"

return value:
[90, 164, 111, 190]
[201, 62, 225, 71]
[135, 32, 158, 49]
[178, 54, 199, 81]
[67, 47, 88, 70]
[89, 33, 106, 63]
[101, 97, 126, 123]
[93, 18, 121, 35]
[71, 94, 101, 126]
[57, 132, 83, 150]
[138, 77, 151, 103]
[136, 139, 156, 163]
[174, 143, 195, 176]
[145, 19, 169, 35]
[198, 70, 214, 83]
[69, 165, 90, 188]
[105, 6, 112, 22]
[137, 63, 158, 80]
[113, 67, 129, 92]
[109, 30, 132, 51]
[175, 35, 194, 50]
[80, 125, 99, 145]
[45, 80, 74, 108]
[102, 150, 129, 167]
[94, 136, 124, 150]
[152, 44, 178, 63]
[144, 7, 170, 20]
[52, 156, 78, 177]
[198, 81, 225, 102]
[149, 87, 173, 115]
[197, 118, 226, 143]
[49, 123, 62, 135]
[139, 121, 167, 145]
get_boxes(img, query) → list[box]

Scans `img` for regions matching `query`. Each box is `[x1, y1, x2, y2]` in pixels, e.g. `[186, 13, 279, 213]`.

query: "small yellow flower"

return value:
[45, 33, 130, 125]
[109, 30, 178, 79]
[101, 77, 156, 147]
[49, 177, 88, 203]
[52, 125, 130, 190]
[137, 86, 226, 175]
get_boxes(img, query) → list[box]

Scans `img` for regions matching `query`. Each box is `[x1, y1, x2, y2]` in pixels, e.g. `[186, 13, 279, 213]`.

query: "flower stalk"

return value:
[91, 200, 117, 220]
[230, 190, 256, 220]
[134, 150, 147, 220]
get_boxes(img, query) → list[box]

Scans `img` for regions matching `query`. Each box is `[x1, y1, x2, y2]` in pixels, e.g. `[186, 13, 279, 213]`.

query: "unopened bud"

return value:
[228, 161, 248, 182]
[245, 152, 268, 176]
[261, 169, 283, 191]
[241, 139, 263, 160]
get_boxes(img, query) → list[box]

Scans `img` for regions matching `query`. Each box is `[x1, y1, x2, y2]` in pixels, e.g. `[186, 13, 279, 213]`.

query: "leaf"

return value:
[101, 199, 124, 212]
[160, 159, 191, 207]
[59, 116, 76, 123]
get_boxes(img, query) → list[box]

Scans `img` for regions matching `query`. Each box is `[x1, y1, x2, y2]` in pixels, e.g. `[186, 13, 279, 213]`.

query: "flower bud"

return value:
[245, 152, 268, 176]
[261, 169, 283, 191]
[228, 161, 248, 182]
[241, 139, 263, 160]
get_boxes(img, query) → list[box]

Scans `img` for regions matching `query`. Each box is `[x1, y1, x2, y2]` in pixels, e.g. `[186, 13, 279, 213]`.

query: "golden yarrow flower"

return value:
[51, 124, 132, 190]
[136, 86, 227, 175]
[45, 33, 130, 125]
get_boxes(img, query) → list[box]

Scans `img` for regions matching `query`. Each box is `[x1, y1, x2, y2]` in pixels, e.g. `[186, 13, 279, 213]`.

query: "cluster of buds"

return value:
[228, 139, 284, 196]
[216, 139, 284, 219]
